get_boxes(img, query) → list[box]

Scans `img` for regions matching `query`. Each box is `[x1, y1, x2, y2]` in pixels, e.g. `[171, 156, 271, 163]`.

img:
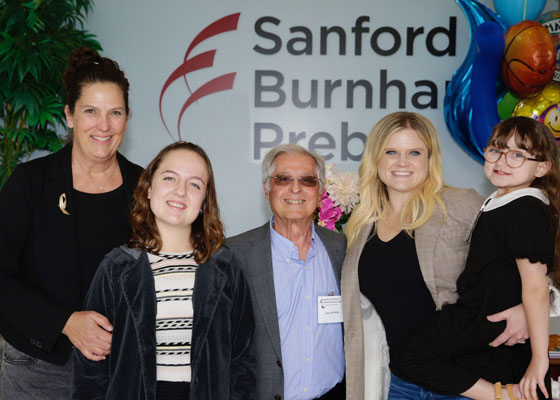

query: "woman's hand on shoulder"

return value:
[62, 311, 113, 361]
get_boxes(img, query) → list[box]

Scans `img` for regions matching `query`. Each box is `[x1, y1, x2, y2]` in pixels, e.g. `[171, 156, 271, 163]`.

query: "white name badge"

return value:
[317, 295, 343, 324]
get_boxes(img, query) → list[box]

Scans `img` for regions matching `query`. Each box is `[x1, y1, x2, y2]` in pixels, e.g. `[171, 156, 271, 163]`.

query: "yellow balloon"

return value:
[512, 82, 560, 140]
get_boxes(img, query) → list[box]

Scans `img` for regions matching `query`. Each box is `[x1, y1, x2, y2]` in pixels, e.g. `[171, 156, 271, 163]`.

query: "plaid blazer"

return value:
[342, 188, 484, 400]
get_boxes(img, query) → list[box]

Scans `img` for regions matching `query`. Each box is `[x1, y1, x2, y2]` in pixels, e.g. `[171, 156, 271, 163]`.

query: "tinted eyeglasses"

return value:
[483, 147, 541, 169]
[271, 175, 319, 187]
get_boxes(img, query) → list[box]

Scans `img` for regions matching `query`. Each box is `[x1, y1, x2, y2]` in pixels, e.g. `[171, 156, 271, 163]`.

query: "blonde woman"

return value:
[341, 112, 529, 400]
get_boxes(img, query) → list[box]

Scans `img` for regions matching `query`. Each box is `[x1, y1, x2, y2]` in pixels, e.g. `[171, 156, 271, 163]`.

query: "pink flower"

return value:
[314, 165, 360, 232]
[318, 218, 336, 230]
[318, 190, 342, 231]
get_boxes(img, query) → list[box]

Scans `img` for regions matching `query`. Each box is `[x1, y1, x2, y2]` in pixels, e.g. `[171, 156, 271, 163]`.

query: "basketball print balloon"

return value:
[501, 20, 556, 98]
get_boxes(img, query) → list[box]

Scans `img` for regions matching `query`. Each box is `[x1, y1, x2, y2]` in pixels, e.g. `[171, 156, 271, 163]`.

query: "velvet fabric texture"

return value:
[72, 245, 256, 400]
[0, 144, 142, 365]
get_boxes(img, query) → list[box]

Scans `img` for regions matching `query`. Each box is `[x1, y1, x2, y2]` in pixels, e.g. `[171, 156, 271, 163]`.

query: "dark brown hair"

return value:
[129, 142, 224, 263]
[63, 46, 130, 114]
[489, 116, 560, 285]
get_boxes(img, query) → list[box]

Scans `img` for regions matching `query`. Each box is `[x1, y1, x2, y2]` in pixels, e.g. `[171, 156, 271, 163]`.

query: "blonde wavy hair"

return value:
[346, 112, 446, 248]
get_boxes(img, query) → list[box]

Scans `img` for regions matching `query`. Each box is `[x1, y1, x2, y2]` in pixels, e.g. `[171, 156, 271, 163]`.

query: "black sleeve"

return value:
[71, 258, 116, 399]
[0, 163, 72, 353]
[505, 197, 555, 269]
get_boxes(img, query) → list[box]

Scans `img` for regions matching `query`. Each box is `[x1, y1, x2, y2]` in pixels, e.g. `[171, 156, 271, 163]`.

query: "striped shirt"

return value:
[148, 251, 197, 382]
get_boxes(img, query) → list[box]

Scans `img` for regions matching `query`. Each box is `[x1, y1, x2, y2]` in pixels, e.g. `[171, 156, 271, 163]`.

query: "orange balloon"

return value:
[501, 20, 556, 98]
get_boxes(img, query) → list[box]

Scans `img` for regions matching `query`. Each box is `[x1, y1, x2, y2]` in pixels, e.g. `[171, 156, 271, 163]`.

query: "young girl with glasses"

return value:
[390, 116, 560, 400]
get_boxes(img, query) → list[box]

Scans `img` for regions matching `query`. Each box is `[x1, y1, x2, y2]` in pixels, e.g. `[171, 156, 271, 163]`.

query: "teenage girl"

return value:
[391, 116, 560, 400]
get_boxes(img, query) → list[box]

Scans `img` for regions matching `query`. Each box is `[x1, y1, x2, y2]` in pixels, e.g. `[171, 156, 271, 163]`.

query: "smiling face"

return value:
[148, 149, 208, 245]
[542, 105, 560, 140]
[265, 152, 320, 226]
[65, 82, 128, 164]
[377, 128, 430, 202]
[484, 135, 549, 196]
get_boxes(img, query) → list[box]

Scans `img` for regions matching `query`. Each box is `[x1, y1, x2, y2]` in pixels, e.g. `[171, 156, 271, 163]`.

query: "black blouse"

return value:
[457, 190, 555, 313]
[73, 185, 130, 301]
[358, 227, 435, 359]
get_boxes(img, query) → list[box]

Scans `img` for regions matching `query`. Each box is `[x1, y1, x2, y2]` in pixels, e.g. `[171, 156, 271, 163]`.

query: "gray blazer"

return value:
[227, 222, 347, 400]
[342, 188, 484, 400]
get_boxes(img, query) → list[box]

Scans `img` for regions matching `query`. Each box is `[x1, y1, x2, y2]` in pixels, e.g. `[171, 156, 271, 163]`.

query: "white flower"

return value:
[325, 167, 359, 214]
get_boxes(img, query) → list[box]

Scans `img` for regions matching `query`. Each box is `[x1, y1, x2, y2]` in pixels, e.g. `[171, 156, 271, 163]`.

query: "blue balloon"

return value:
[444, 0, 507, 163]
[494, 0, 546, 27]
[470, 22, 505, 152]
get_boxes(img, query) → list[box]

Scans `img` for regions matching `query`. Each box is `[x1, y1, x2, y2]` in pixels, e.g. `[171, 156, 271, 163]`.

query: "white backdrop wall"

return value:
[83, 0, 558, 236]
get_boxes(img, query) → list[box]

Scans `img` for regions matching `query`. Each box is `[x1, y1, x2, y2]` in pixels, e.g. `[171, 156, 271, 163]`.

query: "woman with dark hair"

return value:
[0, 47, 143, 399]
[72, 142, 256, 400]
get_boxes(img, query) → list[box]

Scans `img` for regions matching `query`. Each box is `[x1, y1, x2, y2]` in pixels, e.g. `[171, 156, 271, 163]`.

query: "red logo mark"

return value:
[159, 12, 240, 140]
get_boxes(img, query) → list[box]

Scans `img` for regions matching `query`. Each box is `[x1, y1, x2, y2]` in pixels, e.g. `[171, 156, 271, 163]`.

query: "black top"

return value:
[156, 381, 190, 400]
[358, 227, 435, 359]
[73, 186, 130, 301]
[390, 189, 556, 395]
[457, 191, 555, 314]
[0, 144, 143, 364]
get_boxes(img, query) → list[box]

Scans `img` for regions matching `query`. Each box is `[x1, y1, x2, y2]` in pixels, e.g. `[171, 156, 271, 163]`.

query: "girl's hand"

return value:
[519, 356, 549, 400]
[517, 258, 550, 400]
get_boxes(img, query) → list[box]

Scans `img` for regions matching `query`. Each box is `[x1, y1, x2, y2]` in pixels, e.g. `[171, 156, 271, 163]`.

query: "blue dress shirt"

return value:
[269, 220, 345, 400]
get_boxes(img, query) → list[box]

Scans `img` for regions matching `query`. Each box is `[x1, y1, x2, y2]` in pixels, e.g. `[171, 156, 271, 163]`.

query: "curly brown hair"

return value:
[488, 116, 560, 286]
[128, 142, 224, 263]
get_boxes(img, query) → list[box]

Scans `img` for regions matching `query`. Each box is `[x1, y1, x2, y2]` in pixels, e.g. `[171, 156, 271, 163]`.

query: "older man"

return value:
[227, 144, 346, 400]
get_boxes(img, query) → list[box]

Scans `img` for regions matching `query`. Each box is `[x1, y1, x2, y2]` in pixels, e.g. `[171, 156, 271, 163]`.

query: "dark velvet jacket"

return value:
[72, 245, 256, 400]
[0, 144, 142, 364]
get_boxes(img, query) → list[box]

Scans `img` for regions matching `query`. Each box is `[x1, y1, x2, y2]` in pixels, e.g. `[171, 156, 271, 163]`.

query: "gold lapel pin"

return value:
[58, 193, 70, 215]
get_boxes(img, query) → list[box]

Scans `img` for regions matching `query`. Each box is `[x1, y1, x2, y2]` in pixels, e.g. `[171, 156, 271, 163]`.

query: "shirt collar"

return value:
[269, 218, 317, 261]
[483, 187, 549, 212]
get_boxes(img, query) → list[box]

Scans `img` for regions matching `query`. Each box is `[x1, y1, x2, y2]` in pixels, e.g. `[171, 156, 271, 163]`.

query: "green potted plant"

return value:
[0, 0, 101, 187]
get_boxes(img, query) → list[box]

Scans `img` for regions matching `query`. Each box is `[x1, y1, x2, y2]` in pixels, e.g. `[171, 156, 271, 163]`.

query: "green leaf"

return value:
[21, 1, 37, 10]
[0, 0, 99, 188]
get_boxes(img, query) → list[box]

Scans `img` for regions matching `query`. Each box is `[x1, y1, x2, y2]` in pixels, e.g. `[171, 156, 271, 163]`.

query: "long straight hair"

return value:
[346, 112, 446, 248]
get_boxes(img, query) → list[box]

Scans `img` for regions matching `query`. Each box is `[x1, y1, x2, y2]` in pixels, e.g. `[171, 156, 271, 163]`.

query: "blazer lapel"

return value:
[414, 206, 444, 301]
[346, 223, 372, 286]
[116, 152, 142, 207]
[120, 252, 157, 395]
[315, 225, 345, 288]
[341, 222, 372, 334]
[191, 256, 227, 374]
[247, 224, 283, 361]
[46, 145, 81, 304]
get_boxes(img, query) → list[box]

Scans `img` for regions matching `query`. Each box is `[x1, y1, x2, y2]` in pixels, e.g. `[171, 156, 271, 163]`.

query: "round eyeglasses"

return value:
[271, 175, 319, 187]
[483, 147, 540, 168]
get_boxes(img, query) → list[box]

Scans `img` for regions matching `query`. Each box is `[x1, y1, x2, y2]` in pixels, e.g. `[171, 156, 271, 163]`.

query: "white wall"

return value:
[83, 0, 558, 236]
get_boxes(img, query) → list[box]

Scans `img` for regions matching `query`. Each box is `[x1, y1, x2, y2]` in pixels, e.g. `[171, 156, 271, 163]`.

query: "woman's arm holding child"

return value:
[518, 257, 550, 400]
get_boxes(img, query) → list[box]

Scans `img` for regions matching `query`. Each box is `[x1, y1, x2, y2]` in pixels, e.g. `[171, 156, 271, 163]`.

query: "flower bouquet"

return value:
[315, 164, 359, 233]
